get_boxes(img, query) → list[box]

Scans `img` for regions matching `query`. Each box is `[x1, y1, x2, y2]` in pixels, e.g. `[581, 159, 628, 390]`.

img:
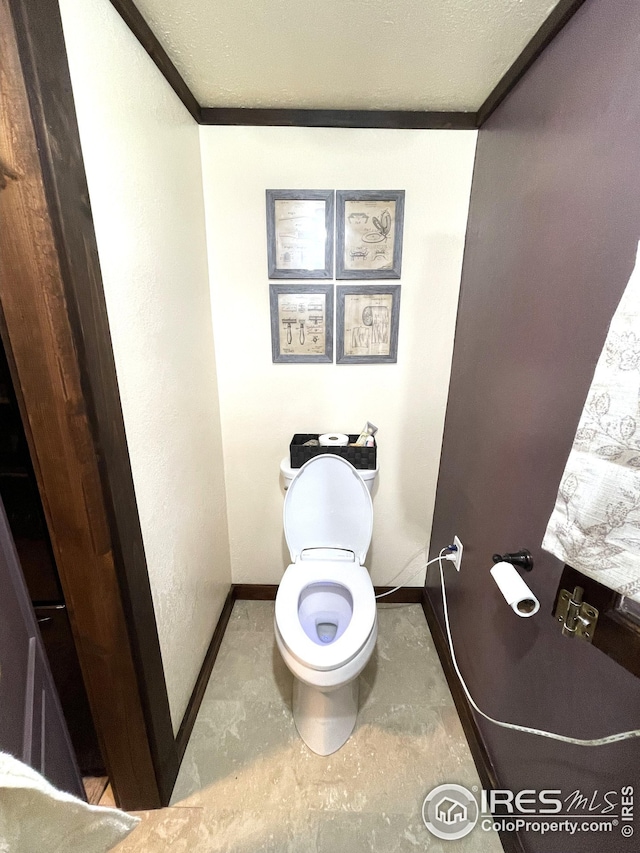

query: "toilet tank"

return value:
[280, 456, 378, 494]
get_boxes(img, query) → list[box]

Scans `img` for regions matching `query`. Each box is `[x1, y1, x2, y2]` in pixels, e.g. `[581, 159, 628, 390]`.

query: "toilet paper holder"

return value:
[492, 549, 534, 572]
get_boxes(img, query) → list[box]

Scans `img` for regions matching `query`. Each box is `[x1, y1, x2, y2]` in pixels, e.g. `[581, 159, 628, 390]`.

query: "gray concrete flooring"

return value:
[111, 601, 503, 852]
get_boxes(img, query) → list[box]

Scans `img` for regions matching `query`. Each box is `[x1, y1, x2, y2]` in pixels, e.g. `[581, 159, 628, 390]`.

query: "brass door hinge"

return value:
[554, 586, 598, 642]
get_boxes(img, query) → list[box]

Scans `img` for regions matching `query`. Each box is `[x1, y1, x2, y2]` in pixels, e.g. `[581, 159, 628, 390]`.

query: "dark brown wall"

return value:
[427, 1, 640, 850]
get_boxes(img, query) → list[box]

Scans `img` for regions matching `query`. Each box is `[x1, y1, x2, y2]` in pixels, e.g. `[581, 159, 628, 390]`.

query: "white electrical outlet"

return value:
[452, 535, 463, 571]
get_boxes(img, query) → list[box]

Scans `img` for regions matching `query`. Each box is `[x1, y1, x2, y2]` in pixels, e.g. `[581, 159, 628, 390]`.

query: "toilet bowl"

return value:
[274, 454, 378, 755]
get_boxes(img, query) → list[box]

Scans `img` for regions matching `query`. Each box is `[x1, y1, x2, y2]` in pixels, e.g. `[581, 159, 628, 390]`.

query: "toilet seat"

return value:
[275, 559, 376, 672]
[283, 455, 373, 565]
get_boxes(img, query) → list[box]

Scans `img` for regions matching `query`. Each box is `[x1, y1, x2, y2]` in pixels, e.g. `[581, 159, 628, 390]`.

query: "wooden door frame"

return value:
[0, 0, 177, 809]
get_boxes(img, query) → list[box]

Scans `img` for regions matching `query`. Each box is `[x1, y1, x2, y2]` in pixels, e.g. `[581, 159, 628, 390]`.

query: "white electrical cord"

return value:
[438, 549, 640, 746]
[375, 555, 442, 599]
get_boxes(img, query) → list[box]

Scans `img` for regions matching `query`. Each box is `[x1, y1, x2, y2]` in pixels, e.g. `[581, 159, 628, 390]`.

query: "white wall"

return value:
[200, 126, 476, 585]
[59, 0, 231, 732]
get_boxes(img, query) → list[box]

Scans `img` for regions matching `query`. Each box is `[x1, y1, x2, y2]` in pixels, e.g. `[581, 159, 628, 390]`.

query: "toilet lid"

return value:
[284, 455, 373, 564]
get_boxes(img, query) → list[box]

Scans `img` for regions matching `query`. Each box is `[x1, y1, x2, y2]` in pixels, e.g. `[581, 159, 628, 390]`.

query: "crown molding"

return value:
[199, 107, 477, 129]
[108, 0, 200, 121]
[477, 0, 587, 126]
[111, 0, 587, 130]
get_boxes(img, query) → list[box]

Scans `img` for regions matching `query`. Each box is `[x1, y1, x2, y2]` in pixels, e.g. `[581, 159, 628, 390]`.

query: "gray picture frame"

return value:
[269, 284, 334, 363]
[266, 190, 334, 279]
[336, 190, 405, 279]
[336, 284, 400, 364]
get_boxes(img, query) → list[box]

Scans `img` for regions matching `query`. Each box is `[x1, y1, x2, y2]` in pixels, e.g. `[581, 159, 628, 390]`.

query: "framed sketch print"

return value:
[336, 285, 400, 364]
[336, 190, 405, 279]
[266, 190, 334, 279]
[269, 284, 334, 363]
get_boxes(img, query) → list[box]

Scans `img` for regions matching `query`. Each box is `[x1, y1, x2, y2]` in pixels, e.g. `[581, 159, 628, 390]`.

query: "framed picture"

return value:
[269, 284, 334, 363]
[336, 285, 400, 364]
[266, 190, 334, 279]
[336, 190, 405, 279]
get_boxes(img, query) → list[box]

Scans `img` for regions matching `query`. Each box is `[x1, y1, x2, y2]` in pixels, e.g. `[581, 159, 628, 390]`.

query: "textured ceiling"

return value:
[133, 0, 561, 112]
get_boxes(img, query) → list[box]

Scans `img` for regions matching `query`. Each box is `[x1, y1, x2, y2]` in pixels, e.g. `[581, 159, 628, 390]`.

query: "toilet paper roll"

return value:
[490, 562, 540, 617]
[319, 433, 349, 447]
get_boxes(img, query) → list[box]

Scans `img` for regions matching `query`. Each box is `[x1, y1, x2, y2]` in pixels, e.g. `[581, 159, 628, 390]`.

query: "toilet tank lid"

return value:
[283, 455, 373, 564]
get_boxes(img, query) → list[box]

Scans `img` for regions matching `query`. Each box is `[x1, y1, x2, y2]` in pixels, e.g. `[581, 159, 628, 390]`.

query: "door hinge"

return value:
[554, 586, 598, 642]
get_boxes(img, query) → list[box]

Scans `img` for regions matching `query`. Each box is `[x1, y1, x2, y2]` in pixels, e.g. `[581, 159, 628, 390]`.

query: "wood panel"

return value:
[0, 0, 175, 809]
[83, 775, 109, 805]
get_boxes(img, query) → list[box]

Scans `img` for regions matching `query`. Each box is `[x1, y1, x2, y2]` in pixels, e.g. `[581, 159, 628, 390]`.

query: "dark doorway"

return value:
[0, 486, 84, 798]
[0, 339, 104, 776]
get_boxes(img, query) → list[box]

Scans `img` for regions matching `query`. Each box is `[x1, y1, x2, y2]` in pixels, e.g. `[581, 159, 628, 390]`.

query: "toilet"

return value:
[275, 454, 378, 755]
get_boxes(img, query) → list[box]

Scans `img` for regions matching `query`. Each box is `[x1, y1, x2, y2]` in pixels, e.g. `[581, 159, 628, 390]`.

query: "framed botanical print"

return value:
[336, 190, 405, 279]
[266, 190, 334, 279]
[336, 284, 400, 364]
[269, 284, 334, 363]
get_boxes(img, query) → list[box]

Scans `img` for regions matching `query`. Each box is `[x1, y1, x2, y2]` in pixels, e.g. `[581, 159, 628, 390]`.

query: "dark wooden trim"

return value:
[2, 0, 177, 809]
[476, 0, 587, 126]
[420, 590, 525, 853]
[87, 1, 479, 132]
[175, 587, 236, 762]
[420, 590, 498, 790]
[102, 0, 584, 131]
[108, 0, 201, 122]
[200, 108, 477, 130]
[374, 586, 423, 603]
[233, 583, 424, 603]
[554, 565, 640, 680]
[233, 583, 278, 600]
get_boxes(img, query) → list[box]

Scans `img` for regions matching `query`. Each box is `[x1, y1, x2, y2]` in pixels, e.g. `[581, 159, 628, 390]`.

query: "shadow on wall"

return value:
[396, 232, 466, 554]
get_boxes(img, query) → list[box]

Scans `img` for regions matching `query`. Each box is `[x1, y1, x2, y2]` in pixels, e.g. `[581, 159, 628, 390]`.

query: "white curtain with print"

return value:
[543, 241, 640, 602]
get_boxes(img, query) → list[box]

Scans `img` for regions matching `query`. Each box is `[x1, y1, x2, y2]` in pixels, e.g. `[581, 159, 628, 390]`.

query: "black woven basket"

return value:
[289, 433, 377, 470]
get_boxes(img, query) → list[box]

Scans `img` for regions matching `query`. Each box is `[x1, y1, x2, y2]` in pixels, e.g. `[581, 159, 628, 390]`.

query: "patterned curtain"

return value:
[543, 242, 640, 602]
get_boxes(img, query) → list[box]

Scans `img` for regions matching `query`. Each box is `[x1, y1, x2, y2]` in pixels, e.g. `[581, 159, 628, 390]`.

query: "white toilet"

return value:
[275, 454, 378, 756]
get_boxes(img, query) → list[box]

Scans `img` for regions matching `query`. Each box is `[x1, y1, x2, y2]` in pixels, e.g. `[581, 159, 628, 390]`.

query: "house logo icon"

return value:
[422, 784, 479, 840]
[436, 796, 468, 825]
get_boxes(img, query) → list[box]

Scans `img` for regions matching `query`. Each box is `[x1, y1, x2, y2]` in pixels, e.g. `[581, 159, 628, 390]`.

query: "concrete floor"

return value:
[110, 601, 504, 852]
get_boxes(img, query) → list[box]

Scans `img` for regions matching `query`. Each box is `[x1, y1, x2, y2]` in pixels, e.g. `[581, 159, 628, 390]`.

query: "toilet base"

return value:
[292, 676, 359, 756]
